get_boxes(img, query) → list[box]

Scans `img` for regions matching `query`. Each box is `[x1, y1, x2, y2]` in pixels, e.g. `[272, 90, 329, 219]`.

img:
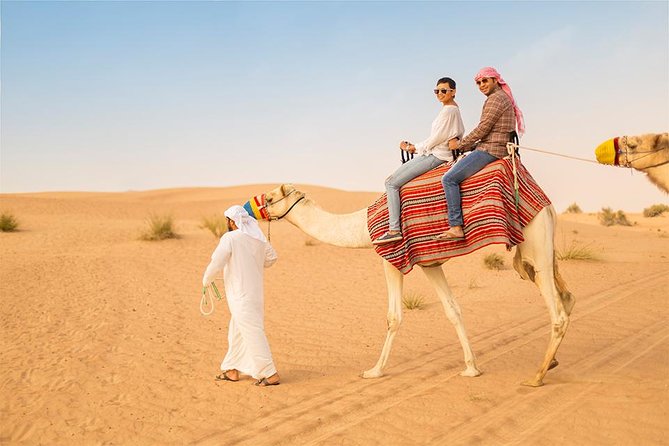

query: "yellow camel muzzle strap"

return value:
[594, 137, 622, 166]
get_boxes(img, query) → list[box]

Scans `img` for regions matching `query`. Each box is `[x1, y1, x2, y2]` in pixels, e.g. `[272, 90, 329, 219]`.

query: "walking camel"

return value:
[261, 184, 574, 387]
[596, 132, 669, 193]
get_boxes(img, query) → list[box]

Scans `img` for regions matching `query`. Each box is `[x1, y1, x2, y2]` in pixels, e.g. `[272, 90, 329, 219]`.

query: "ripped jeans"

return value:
[385, 154, 445, 232]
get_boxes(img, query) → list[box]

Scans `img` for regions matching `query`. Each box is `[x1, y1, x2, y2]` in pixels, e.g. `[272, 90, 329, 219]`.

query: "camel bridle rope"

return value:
[505, 139, 668, 210]
[506, 138, 669, 170]
[260, 189, 306, 241]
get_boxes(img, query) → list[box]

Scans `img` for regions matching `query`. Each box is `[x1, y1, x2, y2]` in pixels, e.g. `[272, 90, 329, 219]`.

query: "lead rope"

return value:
[507, 143, 601, 165]
[200, 282, 223, 316]
[506, 143, 521, 210]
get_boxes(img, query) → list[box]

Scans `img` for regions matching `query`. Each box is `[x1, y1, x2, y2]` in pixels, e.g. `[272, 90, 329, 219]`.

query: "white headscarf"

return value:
[224, 205, 267, 242]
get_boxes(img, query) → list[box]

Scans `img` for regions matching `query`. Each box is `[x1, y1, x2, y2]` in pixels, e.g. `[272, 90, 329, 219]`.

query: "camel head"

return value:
[595, 133, 669, 170]
[260, 184, 306, 220]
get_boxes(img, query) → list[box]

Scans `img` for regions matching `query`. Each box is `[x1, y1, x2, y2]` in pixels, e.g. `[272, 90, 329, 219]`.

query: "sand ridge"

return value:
[1, 185, 668, 444]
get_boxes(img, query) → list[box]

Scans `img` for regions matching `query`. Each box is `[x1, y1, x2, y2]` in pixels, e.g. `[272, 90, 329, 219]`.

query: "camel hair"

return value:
[264, 184, 575, 387]
[596, 132, 669, 193]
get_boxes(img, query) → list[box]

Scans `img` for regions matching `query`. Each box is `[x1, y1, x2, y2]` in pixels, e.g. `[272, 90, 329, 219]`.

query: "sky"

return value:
[1, 0, 668, 212]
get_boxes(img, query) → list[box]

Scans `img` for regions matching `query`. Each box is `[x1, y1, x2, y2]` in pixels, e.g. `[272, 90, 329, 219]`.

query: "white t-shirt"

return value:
[414, 105, 465, 161]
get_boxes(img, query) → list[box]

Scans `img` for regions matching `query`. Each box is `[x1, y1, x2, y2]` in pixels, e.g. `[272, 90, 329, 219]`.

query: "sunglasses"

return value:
[476, 78, 492, 86]
[433, 89, 453, 94]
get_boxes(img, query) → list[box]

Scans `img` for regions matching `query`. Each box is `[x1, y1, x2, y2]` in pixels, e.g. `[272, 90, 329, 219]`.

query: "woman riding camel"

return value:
[373, 76, 465, 245]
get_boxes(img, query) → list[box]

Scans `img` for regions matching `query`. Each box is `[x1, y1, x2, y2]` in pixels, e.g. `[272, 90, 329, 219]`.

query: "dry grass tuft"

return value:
[468, 277, 481, 289]
[0, 212, 19, 232]
[557, 241, 599, 261]
[643, 204, 669, 218]
[402, 292, 425, 310]
[564, 203, 582, 214]
[598, 207, 632, 227]
[304, 237, 320, 246]
[201, 214, 227, 238]
[483, 253, 505, 270]
[140, 214, 178, 241]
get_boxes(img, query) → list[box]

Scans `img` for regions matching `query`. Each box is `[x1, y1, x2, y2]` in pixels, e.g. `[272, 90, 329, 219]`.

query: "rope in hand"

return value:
[200, 281, 223, 316]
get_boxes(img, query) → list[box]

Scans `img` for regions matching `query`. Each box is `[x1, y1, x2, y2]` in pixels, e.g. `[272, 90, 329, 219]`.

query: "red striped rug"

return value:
[367, 158, 551, 274]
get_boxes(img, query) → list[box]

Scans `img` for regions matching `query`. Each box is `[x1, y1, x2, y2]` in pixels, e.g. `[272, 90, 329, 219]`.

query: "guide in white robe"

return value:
[202, 206, 278, 380]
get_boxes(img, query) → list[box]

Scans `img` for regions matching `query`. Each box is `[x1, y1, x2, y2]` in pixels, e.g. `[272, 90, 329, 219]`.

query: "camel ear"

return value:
[655, 133, 669, 150]
[281, 184, 295, 196]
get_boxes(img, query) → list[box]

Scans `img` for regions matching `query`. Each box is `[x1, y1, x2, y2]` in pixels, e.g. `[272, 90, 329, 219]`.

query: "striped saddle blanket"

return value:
[367, 158, 551, 274]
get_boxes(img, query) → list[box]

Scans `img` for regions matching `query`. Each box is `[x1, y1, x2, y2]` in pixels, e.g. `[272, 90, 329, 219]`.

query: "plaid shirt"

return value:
[457, 89, 516, 159]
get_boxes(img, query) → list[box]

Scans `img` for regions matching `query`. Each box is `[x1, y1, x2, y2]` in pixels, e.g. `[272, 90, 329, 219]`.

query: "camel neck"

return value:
[284, 198, 372, 248]
[643, 163, 669, 193]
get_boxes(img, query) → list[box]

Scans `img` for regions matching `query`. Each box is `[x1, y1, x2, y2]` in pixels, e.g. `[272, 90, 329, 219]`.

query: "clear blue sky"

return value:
[1, 1, 668, 211]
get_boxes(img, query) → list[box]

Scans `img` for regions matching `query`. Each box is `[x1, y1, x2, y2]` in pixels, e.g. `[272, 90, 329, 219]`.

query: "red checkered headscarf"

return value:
[475, 67, 525, 136]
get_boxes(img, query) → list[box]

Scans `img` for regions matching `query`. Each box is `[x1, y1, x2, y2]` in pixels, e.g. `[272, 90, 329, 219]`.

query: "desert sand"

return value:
[1, 185, 668, 445]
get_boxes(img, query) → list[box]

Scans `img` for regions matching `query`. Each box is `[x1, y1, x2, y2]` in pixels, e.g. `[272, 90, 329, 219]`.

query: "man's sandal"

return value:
[433, 229, 465, 241]
[254, 377, 280, 387]
[215, 370, 239, 382]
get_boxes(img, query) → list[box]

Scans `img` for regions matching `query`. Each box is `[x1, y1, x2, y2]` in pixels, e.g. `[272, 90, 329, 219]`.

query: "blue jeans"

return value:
[441, 150, 498, 227]
[385, 154, 444, 232]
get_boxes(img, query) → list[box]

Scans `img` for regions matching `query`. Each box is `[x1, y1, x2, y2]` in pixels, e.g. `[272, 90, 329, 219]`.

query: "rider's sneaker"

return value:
[372, 232, 403, 245]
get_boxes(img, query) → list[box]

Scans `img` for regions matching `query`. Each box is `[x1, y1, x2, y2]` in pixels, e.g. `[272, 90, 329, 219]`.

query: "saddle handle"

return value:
[401, 149, 415, 164]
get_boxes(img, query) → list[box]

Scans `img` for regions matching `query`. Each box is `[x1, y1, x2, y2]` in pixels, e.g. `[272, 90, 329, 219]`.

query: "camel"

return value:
[595, 133, 669, 193]
[262, 184, 575, 387]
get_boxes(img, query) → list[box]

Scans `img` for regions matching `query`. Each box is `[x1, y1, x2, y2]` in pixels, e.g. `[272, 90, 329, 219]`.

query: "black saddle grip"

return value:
[401, 150, 415, 164]
[509, 131, 519, 156]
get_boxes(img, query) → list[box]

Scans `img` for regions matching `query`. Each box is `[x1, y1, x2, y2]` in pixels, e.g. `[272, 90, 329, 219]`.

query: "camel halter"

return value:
[607, 136, 669, 170]
[244, 189, 305, 241]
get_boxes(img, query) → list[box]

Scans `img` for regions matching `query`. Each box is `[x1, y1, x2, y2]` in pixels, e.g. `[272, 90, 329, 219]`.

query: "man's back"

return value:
[222, 230, 277, 299]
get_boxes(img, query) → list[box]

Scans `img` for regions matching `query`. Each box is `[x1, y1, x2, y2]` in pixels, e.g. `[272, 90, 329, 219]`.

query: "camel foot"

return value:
[360, 369, 384, 379]
[548, 358, 559, 370]
[520, 378, 544, 387]
[460, 367, 482, 377]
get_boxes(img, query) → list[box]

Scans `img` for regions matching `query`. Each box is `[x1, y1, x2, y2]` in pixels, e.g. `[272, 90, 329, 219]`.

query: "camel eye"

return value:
[266, 196, 273, 204]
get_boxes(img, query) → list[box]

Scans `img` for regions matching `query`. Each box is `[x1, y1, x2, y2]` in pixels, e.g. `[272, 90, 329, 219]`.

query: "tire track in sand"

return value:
[426, 321, 669, 445]
[192, 270, 667, 445]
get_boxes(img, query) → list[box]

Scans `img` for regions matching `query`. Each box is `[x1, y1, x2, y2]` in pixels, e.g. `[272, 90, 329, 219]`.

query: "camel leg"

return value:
[361, 259, 404, 379]
[421, 265, 481, 377]
[515, 206, 573, 387]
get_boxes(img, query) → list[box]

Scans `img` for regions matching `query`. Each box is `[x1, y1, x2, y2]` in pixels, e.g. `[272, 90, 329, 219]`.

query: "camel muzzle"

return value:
[595, 137, 623, 166]
[243, 194, 270, 221]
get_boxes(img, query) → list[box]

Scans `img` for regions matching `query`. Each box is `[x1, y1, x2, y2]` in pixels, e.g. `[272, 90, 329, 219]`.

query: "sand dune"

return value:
[1, 185, 667, 445]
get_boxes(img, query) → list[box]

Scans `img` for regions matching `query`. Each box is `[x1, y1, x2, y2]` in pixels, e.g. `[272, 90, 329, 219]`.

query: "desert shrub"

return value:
[564, 203, 582, 214]
[402, 292, 425, 310]
[598, 207, 632, 227]
[201, 214, 227, 238]
[557, 241, 599, 261]
[483, 253, 505, 270]
[468, 277, 481, 289]
[0, 212, 19, 232]
[643, 204, 669, 218]
[141, 214, 178, 241]
[304, 237, 320, 246]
